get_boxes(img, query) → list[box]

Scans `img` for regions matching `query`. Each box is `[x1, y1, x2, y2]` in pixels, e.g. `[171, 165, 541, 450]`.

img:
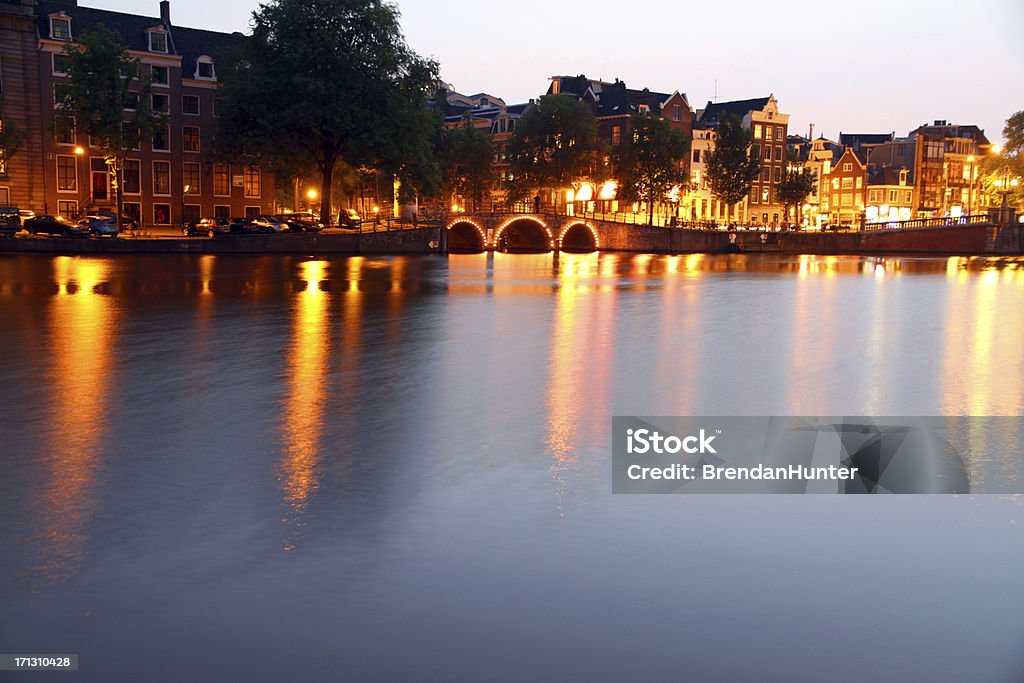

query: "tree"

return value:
[57, 26, 166, 226]
[507, 94, 604, 205]
[615, 113, 690, 225]
[0, 102, 27, 173]
[1003, 109, 1024, 157]
[216, 0, 439, 226]
[980, 110, 1024, 210]
[776, 154, 816, 227]
[439, 117, 494, 211]
[705, 115, 761, 221]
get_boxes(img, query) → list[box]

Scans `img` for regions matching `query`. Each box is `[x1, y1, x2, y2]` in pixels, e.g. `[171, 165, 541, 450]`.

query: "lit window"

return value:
[754, 124, 762, 139]
[765, 126, 773, 141]
[842, 194, 852, 206]
[612, 126, 621, 146]
[855, 177, 862, 189]
[56, 155, 76, 191]
[50, 16, 71, 41]
[843, 162, 852, 172]
[153, 161, 171, 195]
[153, 204, 171, 224]
[184, 163, 201, 193]
[183, 126, 200, 152]
[842, 178, 853, 189]
[244, 167, 261, 198]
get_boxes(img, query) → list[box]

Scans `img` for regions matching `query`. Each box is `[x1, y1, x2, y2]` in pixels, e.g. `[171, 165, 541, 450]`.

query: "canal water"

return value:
[2, 252, 1024, 682]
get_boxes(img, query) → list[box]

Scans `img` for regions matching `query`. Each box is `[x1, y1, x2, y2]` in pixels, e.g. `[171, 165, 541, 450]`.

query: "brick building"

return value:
[827, 147, 867, 226]
[0, 0, 275, 226]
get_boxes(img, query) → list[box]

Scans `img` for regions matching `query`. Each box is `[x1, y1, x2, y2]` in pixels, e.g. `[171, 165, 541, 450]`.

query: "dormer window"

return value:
[148, 29, 168, 54]
[50, 14, 72, 41]
[195, 56, 215, 80]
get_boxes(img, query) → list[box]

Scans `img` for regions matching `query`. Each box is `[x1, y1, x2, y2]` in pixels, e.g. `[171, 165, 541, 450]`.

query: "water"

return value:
[2, 252, 1024, 682]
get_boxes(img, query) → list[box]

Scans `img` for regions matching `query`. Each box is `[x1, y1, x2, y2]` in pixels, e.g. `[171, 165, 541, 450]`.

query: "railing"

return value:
[860, 214, 991, 231]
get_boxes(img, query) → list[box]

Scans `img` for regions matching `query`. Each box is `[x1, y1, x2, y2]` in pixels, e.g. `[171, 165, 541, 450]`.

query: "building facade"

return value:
[1, 0, 275, 225]
[827, 147, 866, 226]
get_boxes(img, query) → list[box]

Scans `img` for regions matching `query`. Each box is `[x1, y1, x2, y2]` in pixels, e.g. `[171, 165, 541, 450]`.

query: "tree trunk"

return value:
[319, 155, 335, 227]
[115, 153, 125, 231]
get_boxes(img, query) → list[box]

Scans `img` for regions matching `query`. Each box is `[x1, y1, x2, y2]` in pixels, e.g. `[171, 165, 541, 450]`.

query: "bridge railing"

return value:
[859, 214, 991, 231]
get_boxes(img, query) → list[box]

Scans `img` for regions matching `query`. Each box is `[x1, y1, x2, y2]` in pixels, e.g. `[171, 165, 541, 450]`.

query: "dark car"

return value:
[0, 207, 19, 237]
[338, 208, 361, 229]
[78, 215, 119, 237]
[227, 217, 269, 235]
[24, 215, 89, 237]
[275, 212, 323, 232]
[90, 209, 139, 231]
[182, 217, 231, 238]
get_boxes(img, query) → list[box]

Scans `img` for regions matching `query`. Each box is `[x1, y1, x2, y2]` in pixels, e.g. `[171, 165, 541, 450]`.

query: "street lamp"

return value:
[306, 188, 318, 201]
[73, 146, 86, 217]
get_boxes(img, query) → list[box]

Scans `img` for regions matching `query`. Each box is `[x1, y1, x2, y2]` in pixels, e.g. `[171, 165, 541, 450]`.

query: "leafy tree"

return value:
[56, 26, 166, 226]
[705, 115, 761, 219]
[615, 113, 690, 225]
[1003, 109, 1024, 157]
[507, 94, 604, 205]
[216, 0, 439, 226]
[0, 102, 27, 173]
[439, 117, 494, 211]
[776, 154, 816, 227]
[979, 110, 1024, 210]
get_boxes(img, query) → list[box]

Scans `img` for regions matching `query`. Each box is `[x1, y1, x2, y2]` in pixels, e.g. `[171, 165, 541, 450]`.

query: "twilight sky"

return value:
[101, 0, 1023, 143]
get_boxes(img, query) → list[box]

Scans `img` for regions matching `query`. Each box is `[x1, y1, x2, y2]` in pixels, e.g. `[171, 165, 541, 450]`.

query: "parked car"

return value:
[226, 217, 268, 235]
[90, 209, 138, 231]
[338, 208, 361, 229]
[0, 207, 19, 237]
[18, 209, 36, 222]
[250, 216, 290, 235]
[23, 215, 89, 237]
[182, 217, 231, 238]
[274, 212, 323, 232]
[78, 215, 119, 237]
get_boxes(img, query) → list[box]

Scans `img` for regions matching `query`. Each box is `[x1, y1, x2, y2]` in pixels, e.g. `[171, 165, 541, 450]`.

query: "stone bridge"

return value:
[445, 212, 1016, 255]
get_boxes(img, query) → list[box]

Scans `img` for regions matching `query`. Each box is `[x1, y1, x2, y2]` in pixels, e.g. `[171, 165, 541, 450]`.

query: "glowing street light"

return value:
[73, 146, 85, 155]
[306, 188, 318, 201]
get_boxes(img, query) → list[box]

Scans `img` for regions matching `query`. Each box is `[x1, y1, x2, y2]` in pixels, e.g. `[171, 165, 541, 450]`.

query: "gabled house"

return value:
[827, 147, 866, 226]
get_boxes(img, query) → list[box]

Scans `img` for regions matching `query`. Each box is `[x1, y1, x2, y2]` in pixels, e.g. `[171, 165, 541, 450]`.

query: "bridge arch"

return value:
[558, 221, 600, 252]
[495, 216, 554, 252]
[446, 218, 487, 252]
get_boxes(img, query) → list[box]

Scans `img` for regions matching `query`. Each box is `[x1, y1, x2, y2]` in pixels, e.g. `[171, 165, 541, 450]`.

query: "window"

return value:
[672, 105, 680, 122]
[868, 189, 881, 203]
[50, 16, 71, 41]
[152, 125, 169, 151]
[125, 91, 139, 111]
[196, 57, 215, 80]
[842, 193, 852, 206]
[149, 31, 168, 54]
[888, 189, 898, 203]
[904, 190, 913, 203]
[612, 126, 621, 146]
[763, 146, 771, 160]
[855, 177, 862, 189]
[754, 124, 762, 139]
[777, 126, 785, 140]
[214, 205, 230, 219]
[843, 162, 852, 172]
[751, 144, 760, 160]
[761, 167, 770, 182]
[123, 202, 141, 225]
[182, 95, 200, 115]
[153, 161, 171, 195]
[183, 204, 201, 223]
[123, 159, 140, 194]
[57, 199, 77, 216]
[244, 206, 260, 218]
[213, 164, 230, 196]
[153, 204, 171, 225]
[52, 53, 70, 76]
[54, 84, 70, 106]
[56, 155, 77, 191]
[751, 189, 759, 204]
[183, 162, 200, 193]
[842, 178, 853, 189]
[773, 167, 781, 183]
[122, 122, 139, 150]
[761, 187, 770, 202]
[243, 167, 261, 198]
[152, 93, 169, 113]
[55, 116, 75, 145]
[692, 149, 701, 163]
[775, 146, 783, 161]
[183, 126, 200, 152]
[151, 66, 168, 86]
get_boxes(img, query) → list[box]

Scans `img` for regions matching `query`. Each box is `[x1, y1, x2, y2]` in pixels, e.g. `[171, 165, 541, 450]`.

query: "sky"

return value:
[99, 0, 1023, 143]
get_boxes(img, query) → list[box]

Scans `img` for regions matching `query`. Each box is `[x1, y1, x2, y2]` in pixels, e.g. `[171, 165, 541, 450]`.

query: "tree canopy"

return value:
[705, 115, 761, 212]
[615, 113, 690, 224]
[216, 0, 439, 225]
[439, 117, 494, 211]
[507, 94, 604, 204]
[56, 25, 167, 224]
[776, 154, 816, 227]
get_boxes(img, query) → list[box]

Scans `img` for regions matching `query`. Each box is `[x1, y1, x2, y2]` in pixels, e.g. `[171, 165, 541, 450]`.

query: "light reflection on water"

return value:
[1, 252, 1024, 681]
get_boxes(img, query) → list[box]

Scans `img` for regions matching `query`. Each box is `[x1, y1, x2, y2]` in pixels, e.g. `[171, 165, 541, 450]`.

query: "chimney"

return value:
[160, 0, 170, 24]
